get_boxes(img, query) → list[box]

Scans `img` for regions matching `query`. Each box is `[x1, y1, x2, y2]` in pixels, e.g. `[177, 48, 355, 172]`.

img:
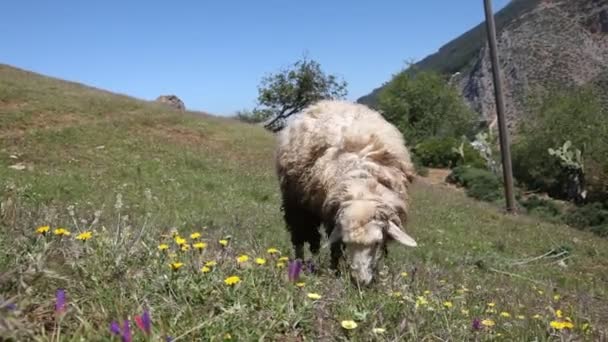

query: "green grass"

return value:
[1, 64, 607, 341]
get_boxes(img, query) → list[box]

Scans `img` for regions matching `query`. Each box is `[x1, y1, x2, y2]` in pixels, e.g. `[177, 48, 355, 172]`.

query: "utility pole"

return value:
[483, 0, 516, 213]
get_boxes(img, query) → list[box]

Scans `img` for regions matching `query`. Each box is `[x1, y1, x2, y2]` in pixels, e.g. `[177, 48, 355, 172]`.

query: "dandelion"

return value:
[278, 256, 289, 262]
[255, 258, 266, 265]
[555, 309, 563, 318]
[193, 242, 207, 250]
[461, 309, 470, 316]
[201, 266, 211, 273]
[219, 239, 228, 247]
[295, 282, 305, 288]
[550, 320, 574, 330]
[158, 244, 169, 251]
[307, 293, 321, 300]
[487, 302, 496, 307]
[205, 261, 217, 267]
[224, 276, 241, 286]
[170, 262, 184, 271]
[75, 231, 93, 241]
[36, 225, 50, 235]
[174, 236, 187, 246]
[481, 319, 495, 327]
[443, 301, 453, 309]
[415, 296, 428, 308]
[341, 320, 358, 330]
[372, 328, 386, 334]
[180, 244, 190, 252]
[276, 262, 285, 268]
[517, 315, 525, 320]
[223, 333, 232, 340]
[267, 247, 280, 255]
[190, 232, 202, 239]
[400, 272, 408, 277]
[553, 294, 560, 301]
[500, 312, 511, 318]
[288, 259, 302, 282]
[533, 314, 542, 320]
[54, 228, 71, 236]
[236, 255, 249, 263]
[55, 289, 66, 315]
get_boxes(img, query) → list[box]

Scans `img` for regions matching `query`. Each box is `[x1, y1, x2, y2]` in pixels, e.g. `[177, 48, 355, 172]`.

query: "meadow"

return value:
[1, 64, 607, 341]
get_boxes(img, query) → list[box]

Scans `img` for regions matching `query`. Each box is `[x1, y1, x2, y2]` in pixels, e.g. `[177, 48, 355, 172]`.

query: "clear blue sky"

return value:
[1, 0, 509, 116]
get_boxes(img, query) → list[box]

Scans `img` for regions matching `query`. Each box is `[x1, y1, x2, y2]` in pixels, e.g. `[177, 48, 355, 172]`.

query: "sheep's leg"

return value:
[282, 200, 318, 261]
[330, 241, 344, 275]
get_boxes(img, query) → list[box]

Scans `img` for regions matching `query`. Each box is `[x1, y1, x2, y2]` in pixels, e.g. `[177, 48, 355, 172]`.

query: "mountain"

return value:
[358, 0, 608, 131]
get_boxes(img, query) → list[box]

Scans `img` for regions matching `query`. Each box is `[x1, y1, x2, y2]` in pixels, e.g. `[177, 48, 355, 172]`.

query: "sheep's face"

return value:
[330, 200, 417, 286]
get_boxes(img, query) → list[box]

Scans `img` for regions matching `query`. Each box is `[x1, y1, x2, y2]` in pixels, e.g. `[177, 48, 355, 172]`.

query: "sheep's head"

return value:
[328, 199, 417, 286]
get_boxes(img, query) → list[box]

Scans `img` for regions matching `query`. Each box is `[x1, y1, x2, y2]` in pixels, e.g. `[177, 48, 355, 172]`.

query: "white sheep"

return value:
[274, 99, 418, 285]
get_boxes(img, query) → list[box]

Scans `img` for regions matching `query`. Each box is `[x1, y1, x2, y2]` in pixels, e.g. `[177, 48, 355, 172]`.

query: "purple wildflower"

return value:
[7, 303, 17, 311]
[55, 289, 66, 314]
[304, 260, 316, 274]
[288, 259, 302, 282]
[121, 319, 132, 342]
[165, 336, 174, 342]
[110, 321, 121, 335]
[472, 318, 482, 331]
[134, 308, 151, 335]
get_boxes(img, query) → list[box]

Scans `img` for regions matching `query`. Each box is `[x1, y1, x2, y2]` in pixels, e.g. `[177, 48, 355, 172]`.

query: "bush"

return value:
[413, 137, 486, 169]
[518, 195, 562, 221]
[446, 166, 503, 202]
[512, 85, 608, 202]
[563, 202, 608, 229]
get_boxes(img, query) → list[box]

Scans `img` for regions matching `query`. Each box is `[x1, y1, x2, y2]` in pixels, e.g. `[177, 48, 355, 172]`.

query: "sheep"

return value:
[274, 99, 418, 286]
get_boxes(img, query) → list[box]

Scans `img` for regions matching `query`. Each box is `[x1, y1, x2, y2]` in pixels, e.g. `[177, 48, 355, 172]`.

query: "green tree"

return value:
[255, 56, 348, 132]
[377, 68, 477, 144]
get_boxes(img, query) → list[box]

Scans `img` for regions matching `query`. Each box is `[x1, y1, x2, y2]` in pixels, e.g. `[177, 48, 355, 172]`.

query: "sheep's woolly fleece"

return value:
[274, 99, 416, 245]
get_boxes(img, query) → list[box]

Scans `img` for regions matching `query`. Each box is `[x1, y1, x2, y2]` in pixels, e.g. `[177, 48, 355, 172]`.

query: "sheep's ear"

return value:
[322, 227, 342, 249]
[387, 221, 417, 247]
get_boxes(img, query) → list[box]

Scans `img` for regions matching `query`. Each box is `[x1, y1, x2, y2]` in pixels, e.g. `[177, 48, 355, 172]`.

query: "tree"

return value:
[255, 56, 348, 132]
[377, 68, 478, 144]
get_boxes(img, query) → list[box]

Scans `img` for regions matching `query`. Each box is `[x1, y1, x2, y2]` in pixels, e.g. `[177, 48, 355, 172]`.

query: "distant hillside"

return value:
[357, 0, 541, 107]
[358, 0, 608, 131]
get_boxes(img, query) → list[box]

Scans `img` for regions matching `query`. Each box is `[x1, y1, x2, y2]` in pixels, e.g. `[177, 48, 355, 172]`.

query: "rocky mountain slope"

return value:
[358, 0, 608, 132]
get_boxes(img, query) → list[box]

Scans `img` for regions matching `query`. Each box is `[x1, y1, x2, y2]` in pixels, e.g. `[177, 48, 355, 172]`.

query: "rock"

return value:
[155, 95, 185, 111]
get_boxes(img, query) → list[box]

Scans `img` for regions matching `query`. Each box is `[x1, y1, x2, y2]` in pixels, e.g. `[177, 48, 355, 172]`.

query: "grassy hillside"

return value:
[1, 64, 607, 340]
[357, 0, 541, 107]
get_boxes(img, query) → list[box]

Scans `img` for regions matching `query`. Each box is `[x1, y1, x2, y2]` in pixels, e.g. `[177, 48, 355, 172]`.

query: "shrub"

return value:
[446, 166, 503, 202]
[413, 137, 486, 169]
[518, 195, 562, 221]
[563, 202, 608, 229]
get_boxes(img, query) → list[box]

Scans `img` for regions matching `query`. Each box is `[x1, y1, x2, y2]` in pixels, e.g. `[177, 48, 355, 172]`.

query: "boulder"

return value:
[155, 95, 185, 111]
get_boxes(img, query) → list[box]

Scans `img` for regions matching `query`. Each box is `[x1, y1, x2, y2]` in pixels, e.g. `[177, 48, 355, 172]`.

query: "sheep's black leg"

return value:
[330, 241, 344, 275]
[282, 200, 320, 261]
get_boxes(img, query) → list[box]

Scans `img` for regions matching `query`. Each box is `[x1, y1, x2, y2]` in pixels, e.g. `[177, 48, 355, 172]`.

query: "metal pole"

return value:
[483, 0, 516, 213]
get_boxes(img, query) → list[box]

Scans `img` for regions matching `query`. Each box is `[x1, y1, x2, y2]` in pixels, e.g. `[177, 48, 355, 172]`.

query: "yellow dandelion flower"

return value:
[205, 261, 217, 267]
[193, 242, 207, 250]
[341, 320, 358, 330]
[533, 314, 542, 319]
[36, 225, 50, 234]
[461, 309, 470, 315]
[236, 255, 249, 263]
[278, 256, 289, 262]
[170, 229, 179, 237]
[180, 244, 191, 252]
[553, 294, 560, 301]
[487, 302, 496, 307]
[201, 266, 211, 273]
[550, 320, 574, 330]
[517, 315, 525, 320]
[415, 296, 428, 308]
[555, 309, 563, 318]
[266, 247, 280, 255]
[481, 319, 495, 327]
[295, 282, 305, 288]
[276, 262, 285, 268]
[255, 258, 266, 265]
[170, 262, 184, 271]
[400, 272, 408, 277]
[224, 275, 241, 286]
[158, 244, 169, 251]
[307, 293, 321, 300]
[53, 228, 71, 236]
[75, 231, 93, 241]
[486, 308, 497, 314]
[500, 312, 511, 318]
[174, 236, 187, 245]
[219, 239, 229, 247]
[372, 328, 386, 334]
[190, 232, 201, 239]
[223, 333, 232, 340]
[443, 301, 453, 309]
